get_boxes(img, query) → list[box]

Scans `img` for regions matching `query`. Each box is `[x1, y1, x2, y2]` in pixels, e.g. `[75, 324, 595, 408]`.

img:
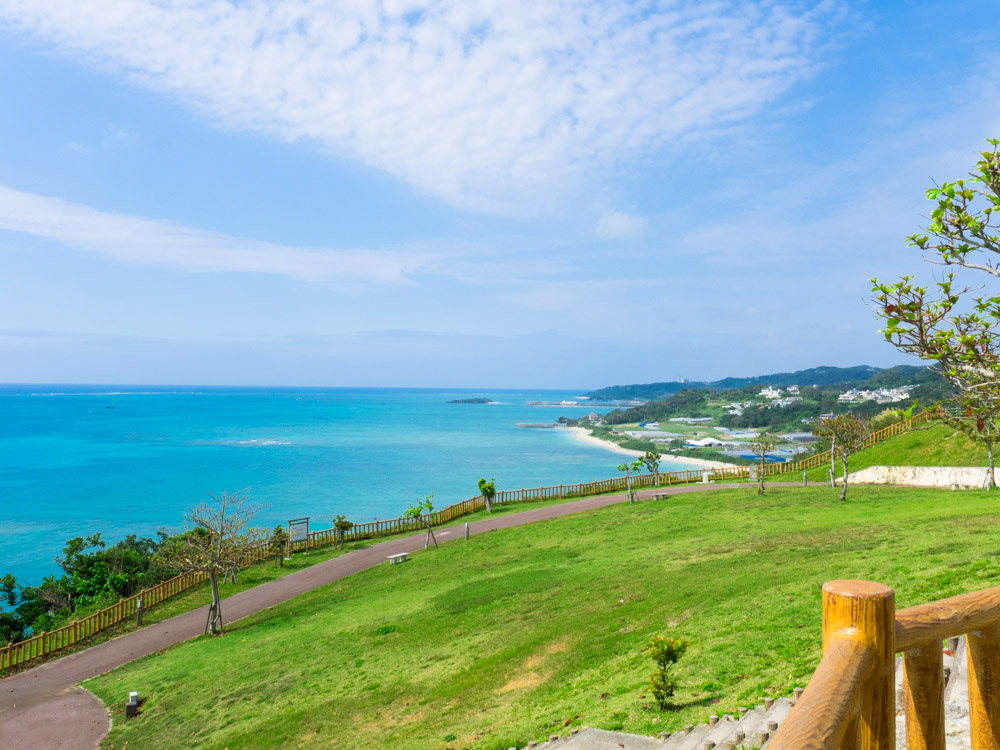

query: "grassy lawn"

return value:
[5, 494, 623, 676]
[88, 485, 1000, 750]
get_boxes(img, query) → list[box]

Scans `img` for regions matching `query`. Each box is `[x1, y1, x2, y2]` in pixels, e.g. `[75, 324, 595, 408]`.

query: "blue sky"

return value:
[1, 0, 999, 389]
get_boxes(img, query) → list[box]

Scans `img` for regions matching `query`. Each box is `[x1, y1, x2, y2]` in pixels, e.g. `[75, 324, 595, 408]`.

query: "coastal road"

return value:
[0, 481, 796, 749]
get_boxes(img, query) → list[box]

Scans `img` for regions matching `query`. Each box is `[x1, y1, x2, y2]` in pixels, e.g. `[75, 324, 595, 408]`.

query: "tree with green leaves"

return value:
[748, 433, 776, 496]
[333, 514, 354, 550]
[641, 450, 661, 485]
[478, 477, 497, 513]
[404, 493, 438, 550]
[269, 525, 288, 567]
[617, 458, 643, 503]
[647, 636, 689, 710]
[872, 139, 1000, 489]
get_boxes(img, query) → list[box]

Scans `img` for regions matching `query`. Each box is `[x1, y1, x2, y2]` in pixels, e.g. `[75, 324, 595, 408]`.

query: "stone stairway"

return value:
[512, 638, 973, 750]
[525, 694, 800, 750]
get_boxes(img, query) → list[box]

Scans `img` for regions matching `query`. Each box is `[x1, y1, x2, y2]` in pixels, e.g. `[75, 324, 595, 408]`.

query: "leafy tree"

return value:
[647, 636, 689, 710]
[641, 450, 661, 484]
[158, 491, 266, 635]
[1, 533, 172, 640]
[814, 415, 871, 501]
[404, 494, 438, 550]
[872, 139, 1000, 487]
[749, 433, 777, 496]
[269, 525, 288, 567]
[478, 477, 497, 513]
[617, 458, 643, 503]
[333, 514, 354, 550]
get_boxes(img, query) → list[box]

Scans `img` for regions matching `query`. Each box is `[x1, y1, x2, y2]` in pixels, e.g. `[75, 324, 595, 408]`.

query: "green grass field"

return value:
[88, 484, 1000, 750]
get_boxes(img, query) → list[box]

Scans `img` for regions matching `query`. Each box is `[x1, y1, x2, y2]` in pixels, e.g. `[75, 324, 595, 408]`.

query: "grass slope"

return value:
[803, 423, 988, 481]
[88, 485, 1000, 750]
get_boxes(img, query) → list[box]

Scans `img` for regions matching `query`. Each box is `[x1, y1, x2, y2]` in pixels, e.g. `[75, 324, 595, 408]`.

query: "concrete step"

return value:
[540, 727, 663, 749]
[700, 714, 739, 747]
[667, 722, 711, 750]
[524, 693, 800, 749]
[660, 723, 697, 749]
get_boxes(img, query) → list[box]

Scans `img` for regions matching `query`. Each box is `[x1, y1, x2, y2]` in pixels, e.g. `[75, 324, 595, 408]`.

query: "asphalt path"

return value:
[0, 481, 787, 749]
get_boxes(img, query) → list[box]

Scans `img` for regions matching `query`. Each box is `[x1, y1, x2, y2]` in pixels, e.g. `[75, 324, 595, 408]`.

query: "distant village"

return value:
[578, 380, 919, 462]
[723, 384, 915, 416]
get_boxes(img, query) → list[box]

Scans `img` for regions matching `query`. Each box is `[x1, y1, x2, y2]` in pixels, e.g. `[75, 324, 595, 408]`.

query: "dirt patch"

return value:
[498, 637, 571, 693]
[498, 672, 545, 693]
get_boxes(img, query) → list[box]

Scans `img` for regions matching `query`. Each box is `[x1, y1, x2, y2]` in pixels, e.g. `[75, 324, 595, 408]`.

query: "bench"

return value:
[388, 552, 408, 565]
[652, 492, 669, 500]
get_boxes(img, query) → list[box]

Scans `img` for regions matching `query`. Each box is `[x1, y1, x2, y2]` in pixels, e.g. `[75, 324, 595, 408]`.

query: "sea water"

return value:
[0, 385, 697, 585]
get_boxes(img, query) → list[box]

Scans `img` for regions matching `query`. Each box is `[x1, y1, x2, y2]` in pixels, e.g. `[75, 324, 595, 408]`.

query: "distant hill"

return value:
[586, 365, 933, 401]
[593, 366, 949, 430]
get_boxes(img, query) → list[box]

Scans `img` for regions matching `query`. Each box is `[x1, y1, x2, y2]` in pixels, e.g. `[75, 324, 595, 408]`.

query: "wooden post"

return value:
[902, 644, 945, 750]
[967, 624, 1000, 750]
[822, 580, 895, 750]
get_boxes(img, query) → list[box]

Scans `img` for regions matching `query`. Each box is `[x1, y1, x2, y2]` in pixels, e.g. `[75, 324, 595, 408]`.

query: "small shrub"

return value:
[647, 636, 689, 710]
[374, 624, 397, 635]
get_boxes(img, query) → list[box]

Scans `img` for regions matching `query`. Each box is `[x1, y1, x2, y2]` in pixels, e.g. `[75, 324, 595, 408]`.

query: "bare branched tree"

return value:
[815, 415, 871, 501]
[749, 433, 777, 496]
[159, 491, 266, 635]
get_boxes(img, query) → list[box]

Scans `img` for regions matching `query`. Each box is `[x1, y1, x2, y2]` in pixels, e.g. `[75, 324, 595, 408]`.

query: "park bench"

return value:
[652, 492, 669, 500]
[388, 552, 408, 565]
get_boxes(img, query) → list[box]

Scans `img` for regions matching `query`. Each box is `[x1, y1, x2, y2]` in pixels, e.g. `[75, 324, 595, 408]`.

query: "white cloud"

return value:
[0, 0, 846, 213]
[0, 184, 434, 284]
[596, 211, 645, 240]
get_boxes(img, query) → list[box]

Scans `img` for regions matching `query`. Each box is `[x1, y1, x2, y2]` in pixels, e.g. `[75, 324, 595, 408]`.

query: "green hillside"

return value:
[804, 422, 988, 482]
[90, 485, 1000, 750]
[586, 365, 933, 401]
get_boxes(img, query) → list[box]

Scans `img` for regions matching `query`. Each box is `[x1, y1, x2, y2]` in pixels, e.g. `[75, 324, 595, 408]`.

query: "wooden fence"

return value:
[0, 409, 932, 673]
[0, 571, 206, 672]
[771, 579, 1000, 750]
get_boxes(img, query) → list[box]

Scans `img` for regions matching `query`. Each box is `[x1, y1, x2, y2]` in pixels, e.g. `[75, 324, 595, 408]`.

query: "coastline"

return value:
[560, 426, 740, 469]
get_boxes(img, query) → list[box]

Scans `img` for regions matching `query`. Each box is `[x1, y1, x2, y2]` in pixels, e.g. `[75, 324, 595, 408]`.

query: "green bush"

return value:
[647, 636, 689, 710]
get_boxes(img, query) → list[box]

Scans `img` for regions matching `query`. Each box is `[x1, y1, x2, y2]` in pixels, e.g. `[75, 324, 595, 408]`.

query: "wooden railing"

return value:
[0, 571, 207, 672]
[771, 579, 1000, 750]
[1, 410, 929, 673]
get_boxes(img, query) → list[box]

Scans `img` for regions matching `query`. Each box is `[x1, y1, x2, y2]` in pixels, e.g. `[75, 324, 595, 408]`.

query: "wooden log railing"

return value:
[771, 580, 1000, 750]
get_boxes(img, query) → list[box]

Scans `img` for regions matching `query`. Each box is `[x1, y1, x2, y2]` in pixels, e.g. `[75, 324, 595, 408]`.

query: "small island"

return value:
[447, 397, 494, 404]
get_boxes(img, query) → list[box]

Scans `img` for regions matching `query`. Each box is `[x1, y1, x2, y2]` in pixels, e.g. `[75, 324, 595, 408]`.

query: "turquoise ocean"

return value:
[0, 385, 696, 585]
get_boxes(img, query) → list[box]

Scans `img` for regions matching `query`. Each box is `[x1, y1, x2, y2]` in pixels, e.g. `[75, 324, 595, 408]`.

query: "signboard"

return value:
[287, 517, 310, 554]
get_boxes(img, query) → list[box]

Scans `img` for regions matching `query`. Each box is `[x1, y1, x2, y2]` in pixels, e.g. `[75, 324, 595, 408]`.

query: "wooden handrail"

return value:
[769, 632, 875, 750]
[772, 580, 895, 750]
[896, 585, 1000, 651]
[773, 579, 1000, 750]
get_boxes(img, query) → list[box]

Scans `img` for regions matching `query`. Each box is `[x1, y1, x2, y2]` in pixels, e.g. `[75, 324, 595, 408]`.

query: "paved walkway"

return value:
[0, 481, 783, 749]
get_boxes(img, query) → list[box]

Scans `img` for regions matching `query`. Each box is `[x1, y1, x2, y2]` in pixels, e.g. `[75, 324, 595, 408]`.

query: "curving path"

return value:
[0, 481, 792, 749]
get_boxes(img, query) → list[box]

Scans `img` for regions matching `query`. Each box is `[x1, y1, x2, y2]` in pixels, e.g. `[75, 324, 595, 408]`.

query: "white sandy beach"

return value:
[560, 426, 739, 469]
